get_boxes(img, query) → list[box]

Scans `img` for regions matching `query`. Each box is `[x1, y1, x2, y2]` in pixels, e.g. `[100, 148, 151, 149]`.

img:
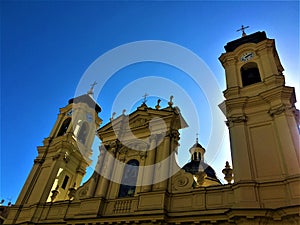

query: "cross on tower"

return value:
[87, 81, 97, 95]
[196, 133, 199, 143]
[142, 93, 148, 103]
[237, 25, 249, 37]
[90, 81, 97, 89]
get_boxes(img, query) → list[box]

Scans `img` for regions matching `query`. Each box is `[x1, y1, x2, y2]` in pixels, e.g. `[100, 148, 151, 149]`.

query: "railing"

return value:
[113, 199, 132, 214]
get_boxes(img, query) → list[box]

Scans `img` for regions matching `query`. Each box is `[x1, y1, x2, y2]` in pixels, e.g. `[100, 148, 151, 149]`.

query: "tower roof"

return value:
[68, 94, 101, 113]
[192, 142, 203, 148]
[224, 31, 267, 52]
[189, 138, 205, 153]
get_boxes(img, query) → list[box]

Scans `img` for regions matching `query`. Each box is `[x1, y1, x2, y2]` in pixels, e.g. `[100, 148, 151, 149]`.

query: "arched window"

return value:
[198, 152, 202, 161]
[57, 118, 71, 137]
[118, 159, 139, 198]
[241, 62, 261, 86]
[193, 152, 198, 161]
[77, 122, 89, 144]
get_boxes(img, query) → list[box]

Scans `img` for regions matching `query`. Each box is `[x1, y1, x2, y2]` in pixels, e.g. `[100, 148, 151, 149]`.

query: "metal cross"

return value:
[90, 81, 98, 89]
[237, 25, 249, 37]
[142, 93, 148, 103]
[87, 81, 97, 95]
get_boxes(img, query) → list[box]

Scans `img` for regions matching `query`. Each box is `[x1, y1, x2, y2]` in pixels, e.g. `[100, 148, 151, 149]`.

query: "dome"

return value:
[182, 160, 218, 180]
[189, 138, 205, 153]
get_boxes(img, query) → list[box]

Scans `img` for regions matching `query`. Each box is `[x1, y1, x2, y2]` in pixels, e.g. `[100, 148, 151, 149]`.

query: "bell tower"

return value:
[219, 31, 300, 206]
[15, 91, 102, 207]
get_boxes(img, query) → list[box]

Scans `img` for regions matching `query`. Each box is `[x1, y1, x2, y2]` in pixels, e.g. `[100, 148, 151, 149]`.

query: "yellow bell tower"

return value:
[219, 31, 300, 207]
[15, 91, 102, 209]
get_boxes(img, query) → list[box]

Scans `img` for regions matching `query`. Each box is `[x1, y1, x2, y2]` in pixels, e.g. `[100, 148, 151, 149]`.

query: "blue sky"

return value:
[1, 1, 299, 204]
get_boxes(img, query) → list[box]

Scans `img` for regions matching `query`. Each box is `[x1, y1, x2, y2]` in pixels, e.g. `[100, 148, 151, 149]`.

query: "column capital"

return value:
[226, 115, 247, 127]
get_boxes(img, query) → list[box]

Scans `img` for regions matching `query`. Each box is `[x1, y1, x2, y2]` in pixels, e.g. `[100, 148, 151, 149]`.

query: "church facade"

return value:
[3, 31, 300, 224]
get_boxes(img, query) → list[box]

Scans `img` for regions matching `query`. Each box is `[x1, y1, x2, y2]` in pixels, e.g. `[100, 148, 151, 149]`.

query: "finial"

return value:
[50, 185, 60, 202]
[142, 93, 148, 104]
[122, 109, 126, 115]
[196, 133, 199, 143]
[222, 161, 233, 184]
[237, 25, 249, 37]
[87, 81, 97, 96]
[68, 183, 77, 200]
[155, 99, 161, 110]
[168, 95, 174, 107]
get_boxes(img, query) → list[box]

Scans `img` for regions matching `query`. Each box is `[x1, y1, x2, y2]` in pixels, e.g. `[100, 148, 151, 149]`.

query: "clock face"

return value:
[86, 112, 93, 122]
[240, 52, 254, 62]
[67, 109, 74, 116]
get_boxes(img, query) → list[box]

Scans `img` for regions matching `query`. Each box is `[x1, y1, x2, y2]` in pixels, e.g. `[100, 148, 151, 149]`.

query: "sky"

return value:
[1, 1, 299, 204]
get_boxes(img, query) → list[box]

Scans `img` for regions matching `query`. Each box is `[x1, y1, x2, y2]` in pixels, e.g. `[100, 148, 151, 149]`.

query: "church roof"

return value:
[98, 102, 188, 135]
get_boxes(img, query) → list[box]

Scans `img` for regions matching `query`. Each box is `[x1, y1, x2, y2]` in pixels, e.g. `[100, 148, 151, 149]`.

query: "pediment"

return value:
[98, 106, 188, 142]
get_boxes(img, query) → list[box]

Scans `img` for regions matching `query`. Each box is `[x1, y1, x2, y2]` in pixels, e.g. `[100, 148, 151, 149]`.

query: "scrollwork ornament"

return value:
[52, 153, 61, 161]
[78, 185, 89, 198]
[226, 115, 247, 127]
[268, 104, 292, 117]
[139, 151, 147, 160]
[171, 130, 180, 141]
[63, 151, 70, 163]
[34, 158, 44, 164]
[175, 176, 189, 187]
[172, 170, 193, 191]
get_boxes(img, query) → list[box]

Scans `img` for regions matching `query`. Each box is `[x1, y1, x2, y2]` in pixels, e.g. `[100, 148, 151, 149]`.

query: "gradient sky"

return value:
[1, 1, 299, 204]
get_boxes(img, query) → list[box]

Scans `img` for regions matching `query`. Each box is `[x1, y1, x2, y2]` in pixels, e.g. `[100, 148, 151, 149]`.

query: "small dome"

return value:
[190, 142, 204, 150]
[189, 138, 206, 153]
[182, 160, 219, 180]
[190, 142, 205, 152]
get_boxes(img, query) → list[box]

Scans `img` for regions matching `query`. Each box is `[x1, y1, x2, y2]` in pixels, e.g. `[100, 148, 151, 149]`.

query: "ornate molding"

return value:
[171, 130, 180, 141]
[107, 140, 120, 154]
[77, 185, 89, 199]
[52, 151, 70, 163]
[139, 151, 147, 160]
[268, 104, 292, 117]
[165, 129, 180, 140]
[172, 170, 194, 191]
[33, 157, 45, 164]
[76, 166, 86, 176]
[226, 115, 247, 127]
[130, 118, 149, 129]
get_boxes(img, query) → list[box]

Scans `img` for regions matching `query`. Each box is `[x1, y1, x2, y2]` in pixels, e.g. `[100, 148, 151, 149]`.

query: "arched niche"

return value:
[77, 122, 89, 144]
[241, 62, 261, 86]
[57, 118, 71, 137]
